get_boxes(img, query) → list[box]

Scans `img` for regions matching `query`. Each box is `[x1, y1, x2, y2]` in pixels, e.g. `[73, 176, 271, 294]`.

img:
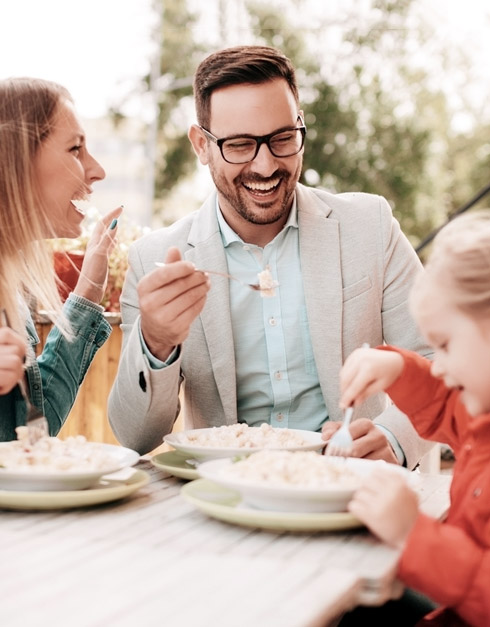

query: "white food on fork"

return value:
[154, 261, 278, 296]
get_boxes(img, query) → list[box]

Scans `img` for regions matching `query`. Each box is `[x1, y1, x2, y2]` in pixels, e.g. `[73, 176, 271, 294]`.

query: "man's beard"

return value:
[208, 158, 302, 226]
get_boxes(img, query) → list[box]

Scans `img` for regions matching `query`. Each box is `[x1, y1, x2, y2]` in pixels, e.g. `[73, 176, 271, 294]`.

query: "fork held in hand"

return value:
[325, 406, 354, 457]
[154, 262, 263, 291]
[0, 308, 49, 444]
[325, 342, 370, 457]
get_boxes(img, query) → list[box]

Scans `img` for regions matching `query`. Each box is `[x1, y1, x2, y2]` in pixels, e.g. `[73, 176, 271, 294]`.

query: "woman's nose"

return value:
[85, 152, 106, 183]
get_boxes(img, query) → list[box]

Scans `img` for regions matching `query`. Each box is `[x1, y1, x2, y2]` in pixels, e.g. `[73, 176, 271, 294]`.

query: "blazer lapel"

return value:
[184, 197, 238, 423]
[297, 186, 343, 416]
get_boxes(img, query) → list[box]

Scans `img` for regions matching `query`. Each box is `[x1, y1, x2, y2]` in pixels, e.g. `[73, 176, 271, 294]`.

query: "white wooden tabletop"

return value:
[0, 459, 451, 627]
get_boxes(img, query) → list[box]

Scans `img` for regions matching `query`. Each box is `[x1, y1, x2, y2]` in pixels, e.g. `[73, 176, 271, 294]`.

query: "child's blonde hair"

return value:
[0, 77, 73, 338]
[413, 210, 490, 316]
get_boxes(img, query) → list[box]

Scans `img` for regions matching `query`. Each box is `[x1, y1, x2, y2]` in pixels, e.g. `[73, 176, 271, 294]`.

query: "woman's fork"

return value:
[325, 406, 354, 457]
[0, 309, 49, 444]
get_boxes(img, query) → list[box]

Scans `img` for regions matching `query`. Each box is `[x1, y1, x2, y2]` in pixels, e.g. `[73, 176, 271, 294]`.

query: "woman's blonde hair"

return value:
[0, 77, 73, 338]
[414, 210, 490, 315]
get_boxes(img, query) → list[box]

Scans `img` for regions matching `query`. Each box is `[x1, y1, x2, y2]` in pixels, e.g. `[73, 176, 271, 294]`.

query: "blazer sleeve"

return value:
[108, 241, 182, 454]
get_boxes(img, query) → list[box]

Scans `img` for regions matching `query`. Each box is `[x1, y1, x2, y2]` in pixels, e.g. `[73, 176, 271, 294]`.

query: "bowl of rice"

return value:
[163, 423, 325, 462]
[197, 450, 412, 513]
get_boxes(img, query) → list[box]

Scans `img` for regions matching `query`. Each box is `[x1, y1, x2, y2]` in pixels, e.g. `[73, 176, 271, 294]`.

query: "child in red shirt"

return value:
[339, 211, 490, 626]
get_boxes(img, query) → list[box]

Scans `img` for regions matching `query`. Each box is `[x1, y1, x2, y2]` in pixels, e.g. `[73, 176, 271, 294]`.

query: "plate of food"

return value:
[181, 479, 363, 532]
[0, 469, 150, 510]
[0, 430, 140, 491]
[197, 450, 414, 513]
[163, 423, 325, 462]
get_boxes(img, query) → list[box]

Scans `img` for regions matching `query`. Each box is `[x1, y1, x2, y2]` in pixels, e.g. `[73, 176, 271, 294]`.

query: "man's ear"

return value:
[188, 124, 209, 165]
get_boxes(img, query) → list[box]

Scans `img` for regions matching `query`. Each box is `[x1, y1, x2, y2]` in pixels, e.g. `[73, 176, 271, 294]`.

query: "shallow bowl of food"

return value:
[0, 436, 140, 491]
[163, 423, 325, 462]
[197, 451, 413, 513]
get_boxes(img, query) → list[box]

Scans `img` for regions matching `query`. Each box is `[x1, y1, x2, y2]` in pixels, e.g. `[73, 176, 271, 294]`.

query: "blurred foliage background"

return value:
[111, 0, 490, 255]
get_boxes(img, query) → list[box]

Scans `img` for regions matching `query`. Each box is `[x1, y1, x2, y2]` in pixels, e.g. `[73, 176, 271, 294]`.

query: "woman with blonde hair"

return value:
[338, 210, 490, 625]
[0, 77, 122, 440]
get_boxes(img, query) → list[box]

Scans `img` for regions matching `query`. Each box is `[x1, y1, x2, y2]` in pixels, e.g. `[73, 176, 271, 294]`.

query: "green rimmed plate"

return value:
[0, 469, 150, 510]
[151, 451, 200, 481]
[181, 479, 364, 532]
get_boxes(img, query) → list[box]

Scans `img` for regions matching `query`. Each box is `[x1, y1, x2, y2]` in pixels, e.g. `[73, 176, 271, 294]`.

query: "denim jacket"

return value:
[0, 294, 111, 441]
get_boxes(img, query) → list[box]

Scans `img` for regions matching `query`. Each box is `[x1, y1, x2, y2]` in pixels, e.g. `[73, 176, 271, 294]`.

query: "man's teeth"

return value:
[244, 179, 280, 192]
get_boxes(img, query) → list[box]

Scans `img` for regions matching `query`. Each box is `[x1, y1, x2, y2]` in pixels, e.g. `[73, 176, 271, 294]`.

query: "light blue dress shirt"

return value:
[216, 198, 328, 432]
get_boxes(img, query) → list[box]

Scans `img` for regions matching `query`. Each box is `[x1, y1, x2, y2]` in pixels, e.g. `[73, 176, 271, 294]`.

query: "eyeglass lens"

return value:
[222, 128, 304, 164]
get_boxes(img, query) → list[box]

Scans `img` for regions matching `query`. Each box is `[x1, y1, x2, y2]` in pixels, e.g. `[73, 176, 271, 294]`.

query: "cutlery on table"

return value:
[0, 308, 49, 444]
[154, 261, 270, 292]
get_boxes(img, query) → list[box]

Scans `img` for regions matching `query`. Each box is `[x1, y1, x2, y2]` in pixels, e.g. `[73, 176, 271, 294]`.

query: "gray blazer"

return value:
[108, 184, 433, 468]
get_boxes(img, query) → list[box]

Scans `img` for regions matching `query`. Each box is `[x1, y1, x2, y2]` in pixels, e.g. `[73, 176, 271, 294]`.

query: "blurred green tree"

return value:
[246, 0, 438, 244]
[113, 0, 489, 247]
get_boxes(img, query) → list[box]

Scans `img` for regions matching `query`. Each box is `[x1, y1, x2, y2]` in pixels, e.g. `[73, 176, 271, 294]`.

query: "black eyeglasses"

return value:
[200, 116, 307, 164]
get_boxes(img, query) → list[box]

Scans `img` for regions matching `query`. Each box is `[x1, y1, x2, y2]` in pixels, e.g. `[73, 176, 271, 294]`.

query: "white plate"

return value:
[0, 444, 140, 491]
[181, 479, 364, 532]
[164, 427, 325, 461]
[0, 469, 150, 510]
[198, 455, 413, 513]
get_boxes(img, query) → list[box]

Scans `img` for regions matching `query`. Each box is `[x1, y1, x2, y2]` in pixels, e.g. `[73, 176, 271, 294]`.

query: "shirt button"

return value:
[274, 371, 282, 380]
[268, 317, 276, 326]
[473, 488, 482, 498]
[276, 413, 284, 422]
[243, 245, 250, 251]
[465, 444, 472, 452]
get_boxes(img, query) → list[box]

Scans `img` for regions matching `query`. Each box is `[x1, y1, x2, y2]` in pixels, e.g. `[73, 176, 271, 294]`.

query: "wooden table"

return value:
[0, 460, 451, 627]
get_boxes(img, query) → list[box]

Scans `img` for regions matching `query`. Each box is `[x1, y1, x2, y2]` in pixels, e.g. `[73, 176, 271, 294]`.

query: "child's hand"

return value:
[0, 328, 26, 395]
[339, 347, 404, 409]
[348, 469, 419, 548]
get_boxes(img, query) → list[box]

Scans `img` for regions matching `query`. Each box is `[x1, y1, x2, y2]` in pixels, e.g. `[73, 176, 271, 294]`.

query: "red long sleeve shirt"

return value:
[382, 347, 490, 627]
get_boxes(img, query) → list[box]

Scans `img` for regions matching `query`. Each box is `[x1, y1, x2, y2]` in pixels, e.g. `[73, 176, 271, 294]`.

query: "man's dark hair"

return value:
[193, 45, 299, 128]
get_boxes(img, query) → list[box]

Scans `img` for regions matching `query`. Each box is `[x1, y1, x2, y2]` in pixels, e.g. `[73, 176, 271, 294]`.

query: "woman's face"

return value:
[33, 98, 105, 238]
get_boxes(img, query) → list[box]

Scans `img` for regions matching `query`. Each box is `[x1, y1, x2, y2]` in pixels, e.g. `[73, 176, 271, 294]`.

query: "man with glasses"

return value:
[109, 45, 433, 470]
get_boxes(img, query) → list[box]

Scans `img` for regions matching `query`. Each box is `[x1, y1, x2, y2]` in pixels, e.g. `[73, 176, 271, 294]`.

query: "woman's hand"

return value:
[74, 206, 123, 304]
[0, 328, 26, 395]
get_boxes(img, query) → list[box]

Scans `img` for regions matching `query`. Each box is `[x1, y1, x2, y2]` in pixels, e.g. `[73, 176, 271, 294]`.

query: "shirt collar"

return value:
[216, 193, 298, 248]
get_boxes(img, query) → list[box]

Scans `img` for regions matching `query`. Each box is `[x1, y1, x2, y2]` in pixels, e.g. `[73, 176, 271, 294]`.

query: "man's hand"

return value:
[138, 247, 210, 362]
[322, 418, 399, 464]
